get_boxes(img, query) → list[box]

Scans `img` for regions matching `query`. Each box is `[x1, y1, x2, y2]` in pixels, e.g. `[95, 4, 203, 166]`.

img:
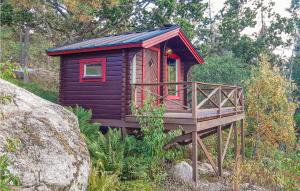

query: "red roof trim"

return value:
[142, 28, 180, 48]
[178, 30, 204, 64]
[47, 43, 143, 56]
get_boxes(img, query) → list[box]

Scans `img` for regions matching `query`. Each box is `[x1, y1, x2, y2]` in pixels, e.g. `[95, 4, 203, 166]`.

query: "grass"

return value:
[5, 78, 58, 103]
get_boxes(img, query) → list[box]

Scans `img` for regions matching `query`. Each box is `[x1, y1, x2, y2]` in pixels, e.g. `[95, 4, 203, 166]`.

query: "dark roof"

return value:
[47, 25, 180, 53]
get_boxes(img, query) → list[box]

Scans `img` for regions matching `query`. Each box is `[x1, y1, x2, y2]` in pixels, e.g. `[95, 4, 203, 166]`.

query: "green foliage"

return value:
[217, 0, 257, 50]
[0, 62, 17, 80]
[5, 139, 21, 153]
[238, 151, 300, 190]
[88, 161, 120, 191]
[246, 55, 297, 151]
[120, 180, 160, 191]
[131, 98, 187, 181]
[0, 154, 21, 191]
[70, 105, 100, 140]
[71, 103, 186, 190]
[0, 92, 15, 105]
[88, 129, 125, 175]
[190, 53, 251, 86]
[6, 78, 58, 103]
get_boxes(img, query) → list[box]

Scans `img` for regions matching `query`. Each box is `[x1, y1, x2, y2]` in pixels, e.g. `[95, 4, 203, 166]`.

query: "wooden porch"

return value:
[125, 81, 245, 183]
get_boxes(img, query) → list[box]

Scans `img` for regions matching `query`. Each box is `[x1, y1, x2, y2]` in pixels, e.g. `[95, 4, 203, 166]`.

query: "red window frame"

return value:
[79, 58, 106, 82]
[165, 53, 181, 100]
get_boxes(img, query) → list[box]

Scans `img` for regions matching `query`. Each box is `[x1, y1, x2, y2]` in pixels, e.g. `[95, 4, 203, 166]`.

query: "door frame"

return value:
[141, 47, 161, 105]
[165, 53, 181, 100]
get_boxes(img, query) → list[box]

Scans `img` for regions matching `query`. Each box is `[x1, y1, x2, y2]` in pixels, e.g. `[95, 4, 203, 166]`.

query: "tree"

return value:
[189, 53, 251, 86]
[246, 55, 296, 156]
[130, 0, 208, 41]
[216, 0, 257, 54]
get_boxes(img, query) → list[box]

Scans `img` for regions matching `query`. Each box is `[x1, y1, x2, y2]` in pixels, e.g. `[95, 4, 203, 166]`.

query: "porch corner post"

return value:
[233, 121, 238, 159]
[192, 131, 198, 184]
[217, 125, 223, 177]
[241, 119, 245, 160]
[192, 82, 197, 121]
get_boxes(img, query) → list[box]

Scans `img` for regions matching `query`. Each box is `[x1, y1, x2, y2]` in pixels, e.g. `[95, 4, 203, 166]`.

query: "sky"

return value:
[207, 0, 293, 58]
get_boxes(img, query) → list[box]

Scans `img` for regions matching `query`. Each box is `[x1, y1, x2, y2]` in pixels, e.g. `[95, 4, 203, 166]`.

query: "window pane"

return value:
[84, 63, 102, 77]
[167, 58, 178, 96]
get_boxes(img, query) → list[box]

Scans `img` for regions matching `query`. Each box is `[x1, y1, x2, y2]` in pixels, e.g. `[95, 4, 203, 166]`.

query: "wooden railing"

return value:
[131, 82, 244, 118]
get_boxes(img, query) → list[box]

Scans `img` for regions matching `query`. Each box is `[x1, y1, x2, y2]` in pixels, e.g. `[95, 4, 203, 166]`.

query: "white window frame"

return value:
[83, 63, 102, 77]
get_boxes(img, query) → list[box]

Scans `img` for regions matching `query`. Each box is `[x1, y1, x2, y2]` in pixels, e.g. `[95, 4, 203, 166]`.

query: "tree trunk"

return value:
[20, 26, 30, 82]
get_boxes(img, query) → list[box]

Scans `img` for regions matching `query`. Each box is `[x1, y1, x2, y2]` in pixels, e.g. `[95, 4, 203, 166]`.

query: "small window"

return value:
[84, 63, 102, 77]
[80, 58, 106, 82]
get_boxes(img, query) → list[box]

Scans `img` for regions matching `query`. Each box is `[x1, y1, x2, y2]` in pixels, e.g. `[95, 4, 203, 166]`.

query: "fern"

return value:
[88, 161, 120, 191]
[69, 105, 100, 140]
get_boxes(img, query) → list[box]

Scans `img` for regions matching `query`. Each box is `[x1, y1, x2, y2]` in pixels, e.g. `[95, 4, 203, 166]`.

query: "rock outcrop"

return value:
[0, 79, 90, 191]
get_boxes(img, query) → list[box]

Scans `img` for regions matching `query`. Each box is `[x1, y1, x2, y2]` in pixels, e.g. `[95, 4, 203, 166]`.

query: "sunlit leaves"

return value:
[246, 55, 297, 151]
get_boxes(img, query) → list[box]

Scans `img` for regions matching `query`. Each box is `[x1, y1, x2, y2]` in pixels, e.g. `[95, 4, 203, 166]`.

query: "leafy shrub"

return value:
[88, 129, 125, 174]
[88, 161, 120, 191]
[246, 55, 297, 152]
[71, 104, 186, 190]
[70, 105, 100, 140]
[132, 98, 187, 181]
[235, 151, 300, 190]
[0, 154, 21, 191]
[0, 62, 17, 80]
[120, 180, 159, 191]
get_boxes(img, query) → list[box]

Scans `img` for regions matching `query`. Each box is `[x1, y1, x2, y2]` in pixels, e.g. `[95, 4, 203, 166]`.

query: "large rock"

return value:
[173, 161, 193, 181]
[0, 79, 90, 191]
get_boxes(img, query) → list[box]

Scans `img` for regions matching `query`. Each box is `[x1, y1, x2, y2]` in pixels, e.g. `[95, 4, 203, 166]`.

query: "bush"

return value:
[71, 103, 186, 191]
[0, 154, 21, 191]
[119, 180, 159, 191]
[0, 62, 17, 80]
[88, 161, 120, 191]
[235, 151, 300, 190]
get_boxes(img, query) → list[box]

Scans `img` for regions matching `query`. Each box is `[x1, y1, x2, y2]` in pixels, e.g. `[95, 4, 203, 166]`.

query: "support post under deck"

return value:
[217, 126, 222, 177]
[192, 131, 198, 184]
[241, 119, 245, 160]
[233, 121, 238, 159]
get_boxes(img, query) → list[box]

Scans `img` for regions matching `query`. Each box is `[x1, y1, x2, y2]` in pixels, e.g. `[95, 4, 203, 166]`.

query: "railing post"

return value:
[132, 84, 137, 109]
[192, 82, 197, 121]
[218, 86, 221, 115]
[235, 87, 238, 113]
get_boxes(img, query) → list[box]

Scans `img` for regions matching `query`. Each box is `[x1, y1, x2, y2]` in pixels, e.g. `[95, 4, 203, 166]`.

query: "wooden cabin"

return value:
[47, 25, 245, 183]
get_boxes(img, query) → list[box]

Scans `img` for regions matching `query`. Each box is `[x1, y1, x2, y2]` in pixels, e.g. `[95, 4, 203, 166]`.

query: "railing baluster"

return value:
[192, 82, 197, 121]
[235, 87, 238, 113]
[218, 86, 221, 115]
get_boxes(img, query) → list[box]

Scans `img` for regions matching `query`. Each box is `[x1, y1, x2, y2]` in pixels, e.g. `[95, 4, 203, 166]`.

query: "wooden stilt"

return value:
[222, 123, 233, 162]
[233, 121, 238, 159]
[217, 126, 222, 177]
[197, 137, 218, 175]
[192, 131, 198, 184]
[121, 127, 128, 139]
[241, 119, 245, 160]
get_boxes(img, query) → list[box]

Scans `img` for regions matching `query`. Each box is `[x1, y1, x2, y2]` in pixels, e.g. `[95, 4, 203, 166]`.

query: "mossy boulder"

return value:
[0, 79, 90, 191]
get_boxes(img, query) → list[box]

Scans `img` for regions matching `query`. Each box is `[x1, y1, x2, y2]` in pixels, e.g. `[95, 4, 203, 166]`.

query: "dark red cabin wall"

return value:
[59, 50, 124, 120]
